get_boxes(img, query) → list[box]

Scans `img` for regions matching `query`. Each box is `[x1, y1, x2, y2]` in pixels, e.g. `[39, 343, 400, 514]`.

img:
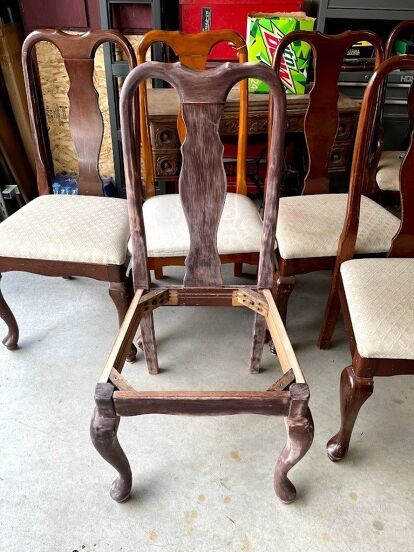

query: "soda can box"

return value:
[247, 12, 315, 94]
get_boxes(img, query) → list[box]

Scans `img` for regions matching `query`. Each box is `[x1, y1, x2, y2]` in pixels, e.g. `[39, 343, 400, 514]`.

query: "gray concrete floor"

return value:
[0, 267, 413, 552]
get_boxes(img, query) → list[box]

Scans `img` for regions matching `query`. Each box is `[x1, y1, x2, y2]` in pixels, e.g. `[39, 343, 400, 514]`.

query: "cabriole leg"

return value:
[90, 383, 132, 503]
[327, 365, 374, 462]
[274, 384, 314, 504]
[109, 280, 137, 362]
[0, 273, 19, 350]
[249, 312, 266, 373]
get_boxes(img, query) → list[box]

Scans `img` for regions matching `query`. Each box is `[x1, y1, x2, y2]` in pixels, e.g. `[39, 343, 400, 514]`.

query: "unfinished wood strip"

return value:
[262, 289, 305, 384]
[99, 289, 169, 383]
[267, 369, 295, 391]
[234, 289, 269, 316]
[109, 368, 134, 391]
[113, 390, 291, 417]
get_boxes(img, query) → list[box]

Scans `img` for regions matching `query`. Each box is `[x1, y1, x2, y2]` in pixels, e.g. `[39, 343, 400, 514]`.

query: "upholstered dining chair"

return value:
[0, 29, 137, 360]
[270, 31, 401, 352]
[327, 55, 414, 462]
[133, 30, 264, 373]
[91, 60, 314, 505]
[368, 20, 414, 203]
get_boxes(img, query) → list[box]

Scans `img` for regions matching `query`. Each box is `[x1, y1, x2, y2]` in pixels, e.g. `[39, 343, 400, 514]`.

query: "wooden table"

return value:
[146, 87, 361, 184]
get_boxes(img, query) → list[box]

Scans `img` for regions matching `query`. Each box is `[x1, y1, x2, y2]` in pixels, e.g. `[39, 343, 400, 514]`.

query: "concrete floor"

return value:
[0, 267, 413, 552]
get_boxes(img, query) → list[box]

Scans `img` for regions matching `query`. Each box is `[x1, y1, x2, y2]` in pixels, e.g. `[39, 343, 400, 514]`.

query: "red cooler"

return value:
[179, 0, 304, 59]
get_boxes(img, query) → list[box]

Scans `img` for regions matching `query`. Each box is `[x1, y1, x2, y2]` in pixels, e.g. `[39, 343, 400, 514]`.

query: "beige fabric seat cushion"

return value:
[128, 192, 263, 258]
[376, 150, 403, 192]
[0, 195, 130, 265]
[276, 193, 400, 260]
[341, 258, 414, 360]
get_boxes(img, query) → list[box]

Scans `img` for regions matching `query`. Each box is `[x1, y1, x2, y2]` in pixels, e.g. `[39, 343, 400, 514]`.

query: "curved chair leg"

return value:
[274, 385, 314, 504]
[0, 274, 19, 350]
[140, 311, 159, 375]
[317, 273, 341, 349]
[249, 312, 266, 373]
[327, 365, 374, 462]
[91, 384, 132, 503]
[109, 281, 137, 362]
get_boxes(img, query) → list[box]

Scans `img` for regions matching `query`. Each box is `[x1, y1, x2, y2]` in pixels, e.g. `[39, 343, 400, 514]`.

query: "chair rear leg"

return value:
[91, 383, 132, 502]
[154, 267, 164, 280]
[234, 262, 243, 277]
[109, 281, 137, 362]
[140, 311, 159, 375]
[273, 272, 296, 327]
[0, 274, 19, 350]
[249, 312, 266, 373]
[327, 365, 373, 462]
[318, 274, 341, 349]
[274, 384, 314, 504]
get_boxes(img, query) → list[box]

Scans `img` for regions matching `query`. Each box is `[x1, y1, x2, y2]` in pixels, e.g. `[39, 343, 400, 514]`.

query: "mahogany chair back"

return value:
[22, 29, 137, 196]
[272, 30, 383, 195]
[367, 21, 414, 194]
[137, 30, 248, 197]
[338, 55, 414, 265]
[120, 61, 285, 290]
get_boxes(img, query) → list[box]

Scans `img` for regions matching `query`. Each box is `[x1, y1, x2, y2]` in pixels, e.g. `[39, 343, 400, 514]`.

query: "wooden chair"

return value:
[0, 30, 137, 360]
[134, 29, 259, 281]
[327, 55, 414, 462]
[270, 31, 402, 352]
[367, 21, 414, 203]
[90, 60, 314, 505]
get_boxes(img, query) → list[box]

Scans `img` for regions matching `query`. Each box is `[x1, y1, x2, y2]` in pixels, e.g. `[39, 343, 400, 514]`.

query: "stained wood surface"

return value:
[22, 29, 137, 195]
[273, 30, 383, 195]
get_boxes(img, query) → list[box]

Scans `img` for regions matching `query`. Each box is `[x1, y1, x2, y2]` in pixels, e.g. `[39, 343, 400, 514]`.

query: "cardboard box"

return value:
[247, 12, 315, 94]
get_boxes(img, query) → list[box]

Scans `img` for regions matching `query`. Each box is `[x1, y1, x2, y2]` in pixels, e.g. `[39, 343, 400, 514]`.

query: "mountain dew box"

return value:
[247, 12, 315, 94]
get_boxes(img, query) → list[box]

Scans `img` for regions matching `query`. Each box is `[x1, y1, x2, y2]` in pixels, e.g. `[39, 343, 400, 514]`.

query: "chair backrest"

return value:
[22, 29, 136, 196]
[272, 30, 383, 195]
[121, 61, 285, 290]
[367, 21, 414, 193]
[137, 30, 248, 198]
[338, 55, 414, 261]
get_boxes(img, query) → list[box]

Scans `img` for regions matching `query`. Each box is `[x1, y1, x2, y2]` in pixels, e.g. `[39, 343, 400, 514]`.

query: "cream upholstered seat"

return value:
[376, 150, 403, 192]
[128, 192, 263, 257]
[341, 258, 414, 359]
[0, 195, 130, 265]
[276, 193, 400, 260]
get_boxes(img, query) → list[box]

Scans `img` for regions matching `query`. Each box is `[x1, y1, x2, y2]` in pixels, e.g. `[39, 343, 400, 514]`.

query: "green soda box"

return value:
[247, 12, 315, 94]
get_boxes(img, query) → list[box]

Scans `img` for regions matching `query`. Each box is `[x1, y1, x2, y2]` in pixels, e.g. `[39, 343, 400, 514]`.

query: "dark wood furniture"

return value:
[0, 29, 137, 359]
[270, 31, 401, 354]
[145, 88, 360, 185]
[367, 20, 414, 203]
[91, 60, 313, 505]
[327, 54, 414, 461]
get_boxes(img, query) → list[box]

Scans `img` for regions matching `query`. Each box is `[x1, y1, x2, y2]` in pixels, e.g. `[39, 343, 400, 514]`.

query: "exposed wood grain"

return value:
[235, 289, 269, 317]
[267, 369, 295, 391]
[109, 368, 134, 391]
[262, 289, 305, 384]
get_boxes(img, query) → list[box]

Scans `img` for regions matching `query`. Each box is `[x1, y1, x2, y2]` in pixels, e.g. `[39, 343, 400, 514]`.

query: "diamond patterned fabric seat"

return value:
[0, 195, 130, 265]
[376, 151, 403, 192]
[128, 192, 263, 258]
[276, 193, 400, 260]
[341, 258, 414, 359]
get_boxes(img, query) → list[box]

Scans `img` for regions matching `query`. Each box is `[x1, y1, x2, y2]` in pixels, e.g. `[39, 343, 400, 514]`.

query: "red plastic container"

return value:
[179, 0, 303, 60]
